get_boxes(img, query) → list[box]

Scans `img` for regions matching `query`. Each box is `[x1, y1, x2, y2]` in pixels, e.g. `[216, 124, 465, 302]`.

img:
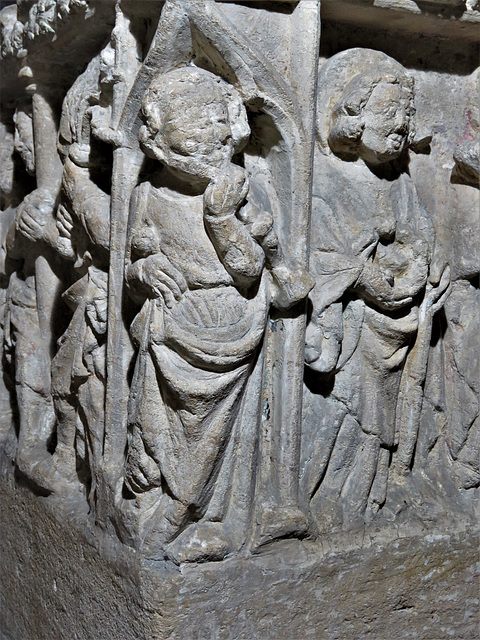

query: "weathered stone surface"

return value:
[0, 1, 478, 637]
[1, 471, 478, 640]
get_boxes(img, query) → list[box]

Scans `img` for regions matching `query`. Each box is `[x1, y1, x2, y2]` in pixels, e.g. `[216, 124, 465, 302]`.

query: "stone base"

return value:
[1, 473, 478, 640]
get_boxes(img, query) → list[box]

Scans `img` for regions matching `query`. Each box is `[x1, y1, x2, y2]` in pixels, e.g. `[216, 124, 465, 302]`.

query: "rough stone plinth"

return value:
[1, 470, 478, 640]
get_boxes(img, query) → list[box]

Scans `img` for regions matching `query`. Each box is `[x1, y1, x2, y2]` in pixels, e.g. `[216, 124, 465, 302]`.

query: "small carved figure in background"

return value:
[4, 98, 62, 490]
[46, 41, 116, 500]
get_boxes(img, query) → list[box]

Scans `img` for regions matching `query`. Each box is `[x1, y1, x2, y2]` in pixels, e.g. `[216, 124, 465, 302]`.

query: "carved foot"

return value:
[255, 504, 309, 549]
[16, 449, 81, 496]
[165, 521, 234, 565]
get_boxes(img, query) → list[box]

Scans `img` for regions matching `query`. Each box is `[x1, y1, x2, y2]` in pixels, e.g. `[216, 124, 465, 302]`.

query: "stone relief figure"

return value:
[410, 69, 480, 522]
[3, 96, 64, 490]
[0, 0, 318, 552]
[0, 27, 118, 497]
[0, 116, 19, 448]
[301, 49, 450, 533]
[44, 42, 117, 500]
[0, 6, 28, 450]
[123, 66, 310, 562]
[440, 73, 479, 493]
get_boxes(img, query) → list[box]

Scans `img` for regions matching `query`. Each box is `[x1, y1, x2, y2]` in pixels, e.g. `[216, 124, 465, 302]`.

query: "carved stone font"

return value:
[0, 1, 478, 638]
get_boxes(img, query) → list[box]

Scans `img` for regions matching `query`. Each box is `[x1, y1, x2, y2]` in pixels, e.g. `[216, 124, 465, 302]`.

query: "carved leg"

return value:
[366, 445, 391, 519]
[309, 412, 361, 535]
[49, 394, 83, 491]
[78, 373, 105, 505]
[13, 313, 56, 490]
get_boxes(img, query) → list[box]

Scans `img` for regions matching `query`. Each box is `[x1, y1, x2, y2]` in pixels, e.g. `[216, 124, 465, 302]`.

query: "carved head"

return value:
[99, 41, 115, 87]
[139, 67, 250, 180]
[328, 70, 415, 165]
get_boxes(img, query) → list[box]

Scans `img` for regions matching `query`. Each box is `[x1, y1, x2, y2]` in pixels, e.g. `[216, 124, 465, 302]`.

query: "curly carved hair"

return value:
[328, 70, 415, 159]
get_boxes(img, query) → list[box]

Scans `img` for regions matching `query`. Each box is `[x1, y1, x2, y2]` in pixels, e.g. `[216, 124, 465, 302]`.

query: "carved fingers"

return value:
[427, 264, 451, 314]
[124, 428, 162, 494]
[305, 302, 344, 373]
[54, 204, 76, 259]
[204, 164, 249, 217]
[56, 204, 73, 240]
[141, 254, 188, 308]
[88, 105, 121, 146]
[16, 188, 57, 245]
[237, 203, 275, 243]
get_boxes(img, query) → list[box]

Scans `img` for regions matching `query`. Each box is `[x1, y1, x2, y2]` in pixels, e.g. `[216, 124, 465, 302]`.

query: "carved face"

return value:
[99, 43, 115, 86]
[140, 68, 246, 180]
[161, 91, 233, 171]
[359, 83, 411, 165]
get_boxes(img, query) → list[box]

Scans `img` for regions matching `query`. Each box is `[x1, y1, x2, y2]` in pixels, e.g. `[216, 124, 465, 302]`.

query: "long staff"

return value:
[99, 1, 191, 526]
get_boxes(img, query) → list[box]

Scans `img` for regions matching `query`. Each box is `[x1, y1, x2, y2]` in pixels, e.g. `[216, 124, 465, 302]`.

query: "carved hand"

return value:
[139, 253, 188, 309]
[204, 164, 249, 218]
[16, 188, 57, 246]
[425, 264, 451, 314]
[55, 204, 77, 260]
[56, 204, 73, 240]
[88, 105, 121, 146]
[305, 302, 343, 373]
[237, 203, 275, 243]
[124, 428, 162, 494]
[86, 295, 108, 336]
[270, 263, 315, 310]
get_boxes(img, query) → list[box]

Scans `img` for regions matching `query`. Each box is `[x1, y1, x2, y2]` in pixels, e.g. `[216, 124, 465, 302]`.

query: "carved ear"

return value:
[138, 127, 170, 166]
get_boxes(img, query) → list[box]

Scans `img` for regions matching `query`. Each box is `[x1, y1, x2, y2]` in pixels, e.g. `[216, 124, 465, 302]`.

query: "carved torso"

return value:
[132, 182, 234, 290]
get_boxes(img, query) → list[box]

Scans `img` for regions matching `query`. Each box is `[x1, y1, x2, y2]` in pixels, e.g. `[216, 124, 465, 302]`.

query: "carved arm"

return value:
[62, 156, 110, 251]
[203, 165, 265, 288]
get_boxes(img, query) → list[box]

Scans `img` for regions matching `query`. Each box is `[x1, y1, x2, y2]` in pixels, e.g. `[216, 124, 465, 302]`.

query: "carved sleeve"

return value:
[62, 156, 110, 250]
[204, 210, 265, 287]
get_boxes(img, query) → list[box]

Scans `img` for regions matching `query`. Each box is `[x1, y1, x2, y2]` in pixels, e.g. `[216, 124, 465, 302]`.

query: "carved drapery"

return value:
[0, 0, 478, 565]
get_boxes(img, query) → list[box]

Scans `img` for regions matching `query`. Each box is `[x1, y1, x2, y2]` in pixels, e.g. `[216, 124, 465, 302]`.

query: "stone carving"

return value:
[438, 68, 480, 496]
[0, 0, 319, 556]
[106, 0, 318, 561]
[302, 49, 451, 533]
[44, 41, 116, 500]
[1, 2, 480, 638]
[123, 65, 303, 561]
[4, 97, 63, 491]
[0, 0, 478, 576]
